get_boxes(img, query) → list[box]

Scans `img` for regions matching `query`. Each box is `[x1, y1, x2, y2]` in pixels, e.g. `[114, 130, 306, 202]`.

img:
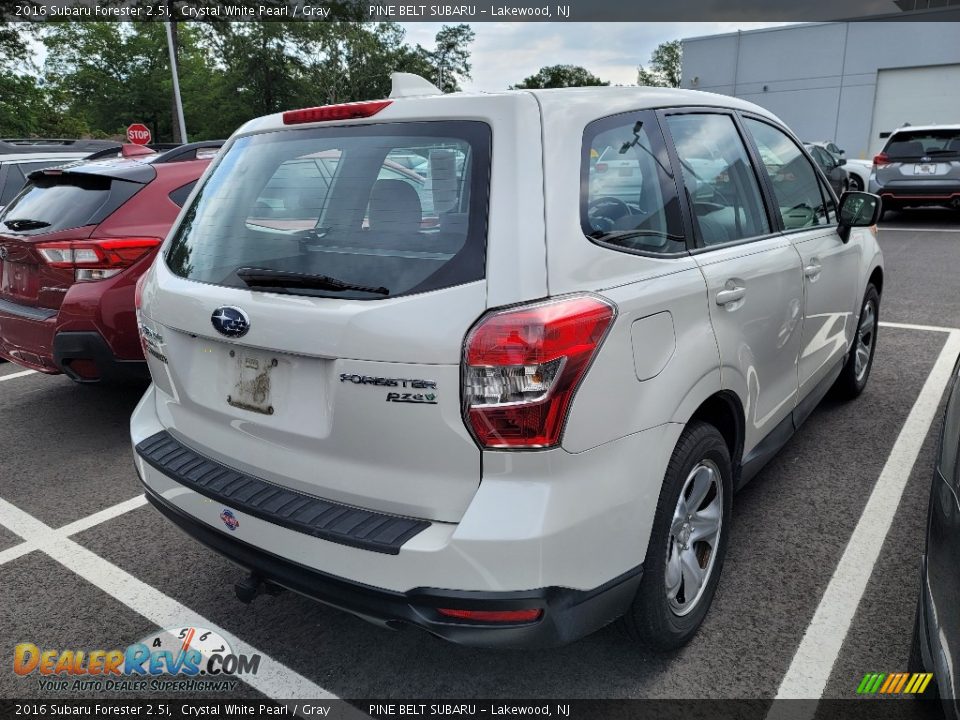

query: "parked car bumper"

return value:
[871, 179, 960, 207]
[129, 384, 678, 647]
[0, 270, 147, 382]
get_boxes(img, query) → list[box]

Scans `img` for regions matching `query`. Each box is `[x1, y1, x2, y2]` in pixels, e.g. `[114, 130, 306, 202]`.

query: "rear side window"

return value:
[885, 129, 960, 160]
[744, 119, 835, 230]
[0, 173, 142, 235]
[169, 181, 197, 208]
[167, 121, 490, 300]
[581, 112, 685, 255]
[665, 113, 770, 247]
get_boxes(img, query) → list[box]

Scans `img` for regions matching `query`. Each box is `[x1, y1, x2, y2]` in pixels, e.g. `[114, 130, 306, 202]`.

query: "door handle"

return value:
[716, 284, 746, 306]
[804, 259, 822, 280]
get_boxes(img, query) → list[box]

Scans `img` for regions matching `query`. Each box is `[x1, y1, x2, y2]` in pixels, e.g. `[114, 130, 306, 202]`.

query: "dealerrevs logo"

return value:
[14, 627, 260, 693]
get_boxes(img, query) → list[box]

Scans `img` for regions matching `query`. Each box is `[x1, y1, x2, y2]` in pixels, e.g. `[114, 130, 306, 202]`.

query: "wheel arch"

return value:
[868, 265, 883, 296]
[685, 390, 745, 476]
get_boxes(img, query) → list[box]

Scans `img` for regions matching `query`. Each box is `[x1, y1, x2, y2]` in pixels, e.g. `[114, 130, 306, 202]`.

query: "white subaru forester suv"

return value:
[131, 74, 884, 649]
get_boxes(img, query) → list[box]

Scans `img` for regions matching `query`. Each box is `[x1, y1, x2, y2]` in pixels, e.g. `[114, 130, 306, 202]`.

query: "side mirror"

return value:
[837, 157, 846, 166]
[837, 191, 882, 242]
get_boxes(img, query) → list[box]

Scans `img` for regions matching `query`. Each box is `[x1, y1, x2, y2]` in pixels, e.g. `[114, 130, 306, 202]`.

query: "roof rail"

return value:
[152, 140, 225, 164]
[0, 138, 121, 155]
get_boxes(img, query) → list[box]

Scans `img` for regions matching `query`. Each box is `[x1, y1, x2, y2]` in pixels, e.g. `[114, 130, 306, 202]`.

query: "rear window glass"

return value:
[166, 121, 490, 300]
[581, 111, 685, 255]
[0, 173, 140, 235]
[884, 129, 960, 159]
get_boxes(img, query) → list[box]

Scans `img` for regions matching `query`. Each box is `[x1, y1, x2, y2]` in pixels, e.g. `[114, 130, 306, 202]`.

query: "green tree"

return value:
[511, 64, 609, 89]
[636, 40, 681, 88]
[420, 24, 475, 93]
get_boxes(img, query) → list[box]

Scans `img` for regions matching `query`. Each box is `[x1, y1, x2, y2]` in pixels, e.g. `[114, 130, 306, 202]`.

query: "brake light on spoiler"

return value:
[463, 295, 616, 449]
[282, 100, 392, 125]
[37, 237, 161, 281]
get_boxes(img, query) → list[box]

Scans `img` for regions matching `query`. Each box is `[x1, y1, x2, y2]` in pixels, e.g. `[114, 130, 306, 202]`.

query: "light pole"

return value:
[165, 19, 188, 144]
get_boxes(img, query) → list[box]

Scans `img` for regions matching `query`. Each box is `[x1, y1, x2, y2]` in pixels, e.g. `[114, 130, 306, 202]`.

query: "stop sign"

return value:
[126, 124, 151, 145]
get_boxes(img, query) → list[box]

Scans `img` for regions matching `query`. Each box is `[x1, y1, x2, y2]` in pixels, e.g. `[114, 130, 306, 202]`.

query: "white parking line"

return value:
[0, 370, 36, 383]
[772, 329, 960, 709]
[0, 494, 148, 568]
[0, 496, 337, 700]
[880, 226, 960, 233]
[57, 494, 147, 537]
[881, 321, 960, 334]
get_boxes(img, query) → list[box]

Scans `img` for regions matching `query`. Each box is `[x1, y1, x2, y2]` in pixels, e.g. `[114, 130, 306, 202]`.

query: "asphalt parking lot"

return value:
[1, 208, 959, 705]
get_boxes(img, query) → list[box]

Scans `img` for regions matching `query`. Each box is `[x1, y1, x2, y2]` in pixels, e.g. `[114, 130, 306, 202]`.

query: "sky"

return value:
[401, 22, 795, 91]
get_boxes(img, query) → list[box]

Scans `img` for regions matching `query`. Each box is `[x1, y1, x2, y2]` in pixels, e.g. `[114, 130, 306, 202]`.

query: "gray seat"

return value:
[369, 179, 422, 234]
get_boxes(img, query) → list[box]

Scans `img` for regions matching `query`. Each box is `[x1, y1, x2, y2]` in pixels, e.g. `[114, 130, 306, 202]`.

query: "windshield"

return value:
[166, 121, 491, 300]
[884, 129, 960, 160]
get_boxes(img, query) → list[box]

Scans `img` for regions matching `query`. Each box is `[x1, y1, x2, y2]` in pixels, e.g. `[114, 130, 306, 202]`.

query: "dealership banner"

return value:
[4, 0, 960, 22]
[0, 699, 950, 718]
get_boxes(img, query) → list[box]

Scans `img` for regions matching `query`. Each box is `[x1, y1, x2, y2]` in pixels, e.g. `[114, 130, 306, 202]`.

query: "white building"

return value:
[682, 13, 960, 159]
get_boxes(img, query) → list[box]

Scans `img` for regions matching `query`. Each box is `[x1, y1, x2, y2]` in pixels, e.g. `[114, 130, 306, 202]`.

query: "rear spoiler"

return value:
[82, 140, 225, 164]
[153, 140, 225, 163]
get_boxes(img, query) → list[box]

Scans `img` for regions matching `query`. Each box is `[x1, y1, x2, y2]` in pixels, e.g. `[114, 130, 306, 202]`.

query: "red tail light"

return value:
[437, 608, 543, 623]
[873, 152, 890, 169]
[463, 295, 616, 449]
[595, 162, 608, 173]
[282, 100, 392, 125]
[37, 237, 161, 282]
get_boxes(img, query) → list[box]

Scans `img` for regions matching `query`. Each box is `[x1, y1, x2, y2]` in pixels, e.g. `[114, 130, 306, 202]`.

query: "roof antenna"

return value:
[390, 73, 443, 99]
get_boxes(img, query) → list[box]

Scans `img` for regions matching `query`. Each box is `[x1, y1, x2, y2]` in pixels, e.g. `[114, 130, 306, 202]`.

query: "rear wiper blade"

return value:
[236, 267, 389, 296]
[3, 218, 51, 231]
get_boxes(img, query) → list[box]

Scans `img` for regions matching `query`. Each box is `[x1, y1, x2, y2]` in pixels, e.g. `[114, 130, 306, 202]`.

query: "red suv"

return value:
[0, 142, 221, 383]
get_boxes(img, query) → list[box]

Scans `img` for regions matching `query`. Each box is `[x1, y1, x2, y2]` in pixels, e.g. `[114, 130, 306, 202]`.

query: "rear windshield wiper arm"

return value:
[3, 218, 51, 231]
[236, 267, 389, 296]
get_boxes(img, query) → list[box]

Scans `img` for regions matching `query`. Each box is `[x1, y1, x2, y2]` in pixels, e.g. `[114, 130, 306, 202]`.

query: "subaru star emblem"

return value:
[211, 306, 250, 338]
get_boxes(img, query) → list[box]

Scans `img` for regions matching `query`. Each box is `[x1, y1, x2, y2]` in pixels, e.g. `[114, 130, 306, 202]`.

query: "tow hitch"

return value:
[234, 573, 285, 604]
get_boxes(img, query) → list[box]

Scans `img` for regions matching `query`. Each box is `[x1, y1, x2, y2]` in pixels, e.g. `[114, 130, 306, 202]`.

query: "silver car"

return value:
[869, 124, 960, 216]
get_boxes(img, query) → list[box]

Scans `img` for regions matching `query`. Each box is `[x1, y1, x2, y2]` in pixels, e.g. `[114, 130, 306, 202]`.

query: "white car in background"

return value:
[132, 75, 884, 650]
[809, 141, 871, 191]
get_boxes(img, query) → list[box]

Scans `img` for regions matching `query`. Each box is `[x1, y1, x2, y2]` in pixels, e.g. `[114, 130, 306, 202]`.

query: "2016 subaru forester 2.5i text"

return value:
[132, 74, 884, 649]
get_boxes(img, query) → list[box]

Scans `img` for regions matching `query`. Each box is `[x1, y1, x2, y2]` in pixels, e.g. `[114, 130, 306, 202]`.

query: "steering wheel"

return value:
[588, 196, 631, 232]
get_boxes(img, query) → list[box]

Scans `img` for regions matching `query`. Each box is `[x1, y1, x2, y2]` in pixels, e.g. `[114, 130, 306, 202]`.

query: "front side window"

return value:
[166, 121, 490, 300]
[581, 112, 685, 255]
[665, 113, 770, 247]
[745, 118, 834, 230]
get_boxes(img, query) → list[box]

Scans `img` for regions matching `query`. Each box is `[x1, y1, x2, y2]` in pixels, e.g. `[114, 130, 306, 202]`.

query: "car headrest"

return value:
[369, 179, 421, 234]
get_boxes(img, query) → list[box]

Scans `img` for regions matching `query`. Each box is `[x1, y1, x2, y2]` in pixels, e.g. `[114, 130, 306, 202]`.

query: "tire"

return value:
[909, 598, 941, 704]
[849, 175, 864, 192]
[620, 421, 733, 650]
[833, 284, 880, 400]
[909, 598, 927, 673]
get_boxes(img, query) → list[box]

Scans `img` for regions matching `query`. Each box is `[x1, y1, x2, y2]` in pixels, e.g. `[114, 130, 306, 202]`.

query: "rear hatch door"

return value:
[141, 96, 546, 523]
[0, 165, 150, 310]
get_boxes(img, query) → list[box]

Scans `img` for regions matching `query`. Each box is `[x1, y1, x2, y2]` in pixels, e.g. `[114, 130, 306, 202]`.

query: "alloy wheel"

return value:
[665, 459, 723, 616]
[855, 300, 876, 383]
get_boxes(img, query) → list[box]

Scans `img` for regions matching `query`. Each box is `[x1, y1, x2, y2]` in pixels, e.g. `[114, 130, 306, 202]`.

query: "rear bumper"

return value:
[131, 384, 678, 647]
[0, 298, 146, 382]
[143, 482, 641, 648]
[872, 180, 960, 205]
[0, 298, 59, 372]
[53, 331, 149, 384]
